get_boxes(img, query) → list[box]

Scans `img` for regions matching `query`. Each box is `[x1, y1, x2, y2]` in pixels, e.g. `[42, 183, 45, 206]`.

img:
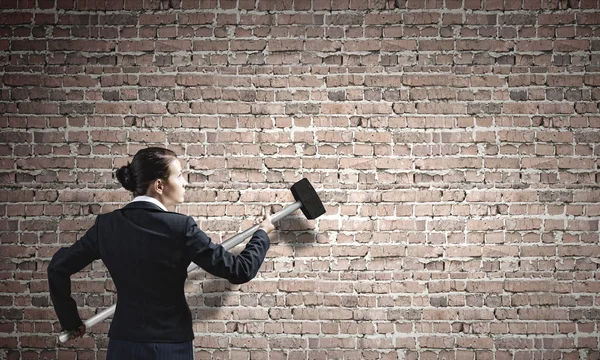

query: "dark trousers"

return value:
[107, 338, 193, 360]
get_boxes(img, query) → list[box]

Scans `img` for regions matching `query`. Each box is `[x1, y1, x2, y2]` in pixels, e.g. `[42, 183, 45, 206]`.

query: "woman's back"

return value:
[98, 201, 193, 342]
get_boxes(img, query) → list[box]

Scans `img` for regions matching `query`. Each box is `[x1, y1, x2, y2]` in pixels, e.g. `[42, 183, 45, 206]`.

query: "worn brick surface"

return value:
[1, 0, 600, 359]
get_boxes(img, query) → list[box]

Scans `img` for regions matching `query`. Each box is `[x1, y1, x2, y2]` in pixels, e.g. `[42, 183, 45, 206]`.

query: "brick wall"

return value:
[1, 0, 600, 358]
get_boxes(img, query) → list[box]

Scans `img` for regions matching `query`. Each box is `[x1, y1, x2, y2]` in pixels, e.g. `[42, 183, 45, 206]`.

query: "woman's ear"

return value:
[152, 179, 164, 195]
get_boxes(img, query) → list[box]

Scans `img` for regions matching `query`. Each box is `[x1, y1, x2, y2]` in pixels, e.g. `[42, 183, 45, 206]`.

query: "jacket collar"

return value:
[131, 196, 167, 211]
[122, 201, 166, 212]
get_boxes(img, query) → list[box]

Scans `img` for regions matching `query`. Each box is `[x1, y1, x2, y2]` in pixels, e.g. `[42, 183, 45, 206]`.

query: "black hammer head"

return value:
[290, 178, 326, 220]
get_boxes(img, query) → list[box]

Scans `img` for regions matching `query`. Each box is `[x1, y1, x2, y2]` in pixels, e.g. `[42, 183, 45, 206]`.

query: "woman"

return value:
[48, 147, 274, 359]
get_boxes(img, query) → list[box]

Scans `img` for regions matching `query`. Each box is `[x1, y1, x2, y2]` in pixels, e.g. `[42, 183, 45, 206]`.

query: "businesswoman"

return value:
[48, 147, 274, 359]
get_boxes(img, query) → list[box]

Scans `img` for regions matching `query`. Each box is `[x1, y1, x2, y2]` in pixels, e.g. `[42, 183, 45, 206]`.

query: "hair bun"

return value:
[116, 164, 136, 192]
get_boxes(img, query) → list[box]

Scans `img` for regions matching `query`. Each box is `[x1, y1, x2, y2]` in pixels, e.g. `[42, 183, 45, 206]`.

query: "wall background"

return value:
[1, 0, 599, 359]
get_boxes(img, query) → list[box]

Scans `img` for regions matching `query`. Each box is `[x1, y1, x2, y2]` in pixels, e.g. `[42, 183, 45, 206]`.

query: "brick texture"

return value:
[1, 0, 600, 359]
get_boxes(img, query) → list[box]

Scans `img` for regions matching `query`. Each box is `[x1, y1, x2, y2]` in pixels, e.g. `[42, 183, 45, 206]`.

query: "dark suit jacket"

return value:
[47, 201, 270, 342]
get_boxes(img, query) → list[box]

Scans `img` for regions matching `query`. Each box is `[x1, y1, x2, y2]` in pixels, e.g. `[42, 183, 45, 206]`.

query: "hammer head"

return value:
[290, 178, 326, 220]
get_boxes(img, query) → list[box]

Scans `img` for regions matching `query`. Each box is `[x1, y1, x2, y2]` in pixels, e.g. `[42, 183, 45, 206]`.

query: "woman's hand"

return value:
[257, 208, 275, 234]
[71, 323, 86, 338]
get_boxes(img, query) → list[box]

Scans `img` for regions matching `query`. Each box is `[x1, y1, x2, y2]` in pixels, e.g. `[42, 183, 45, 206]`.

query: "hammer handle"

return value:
[58, 200, 303, 343]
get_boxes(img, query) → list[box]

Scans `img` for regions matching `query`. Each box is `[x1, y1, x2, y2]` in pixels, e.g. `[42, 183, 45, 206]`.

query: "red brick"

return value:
[516, 40, 554, 51]
[0, 12, 32, 24]
[139, 13, 176, 25]
[415, 158, 482, 170]
[518, 309, 569, 320]
[178, 13, 214, 24]
[0, 281, 27, 293]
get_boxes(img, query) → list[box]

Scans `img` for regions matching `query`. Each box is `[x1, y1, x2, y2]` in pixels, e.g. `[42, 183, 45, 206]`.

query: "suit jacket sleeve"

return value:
[185, 216, 270, 284]
[47, 217, 101, 331]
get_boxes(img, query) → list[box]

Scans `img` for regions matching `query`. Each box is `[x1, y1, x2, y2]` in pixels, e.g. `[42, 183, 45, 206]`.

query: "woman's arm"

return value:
[185, 215, 271, 285]
[47, 217, 101, 332]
